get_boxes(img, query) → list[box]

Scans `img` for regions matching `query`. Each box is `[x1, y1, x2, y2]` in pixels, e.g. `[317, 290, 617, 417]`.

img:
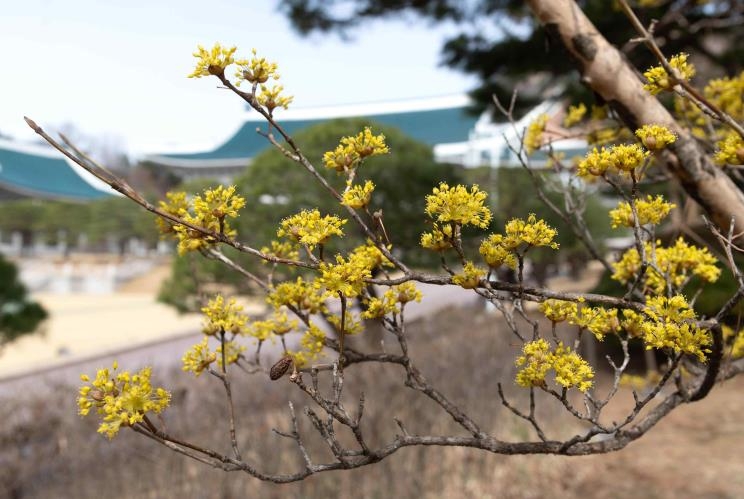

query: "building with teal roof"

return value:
[0, 139, 114, 202]
[144, 95, 482, 182]
[143, 95, 588, 182]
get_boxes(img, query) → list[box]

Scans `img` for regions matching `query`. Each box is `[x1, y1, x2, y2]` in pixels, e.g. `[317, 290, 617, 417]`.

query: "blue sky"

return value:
[1, 0, 477, 155]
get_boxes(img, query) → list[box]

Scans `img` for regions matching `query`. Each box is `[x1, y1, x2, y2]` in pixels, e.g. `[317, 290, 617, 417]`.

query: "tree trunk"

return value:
[526, 0, 744, 238]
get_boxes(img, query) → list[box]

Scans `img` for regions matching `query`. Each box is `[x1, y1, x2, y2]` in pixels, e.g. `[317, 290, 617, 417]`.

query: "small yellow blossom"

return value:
[362, 282, 422, 319]
[256, 84, 293, 112]
[621, 309, 647, 338]
[515, 339, 552, 389]
[714, 131, 744, 166]
[260, 240, 300, 262]
[643, 53, 696, 94]
[267, 277, 329, 314]
[570, 305, 620, 341]
[188, 43, 237, 78]
[323, 128, 389, 172]
[168, 185, 246, 255]
[577, 144, 649, 177]
[524, 114, 548, 155]
[78, 363, 170, 439]
[248, 310, 298, 341]
[156, 191, 189, 235]
[425, 183, 492, 229]
[704, 72, 744, 122]
[503, 213, 559, 251]
[317, 252, 373, 297]
[609, 144, 649, 173]
[193, 185, 246, 220]
[235, 48, 279, 86]
[642, 295, 710, 361]
[516, 339, 593, 392]
[348, 242, 393, 270]
[612, 238, 720, 295]
[452, 261, 486, 289]
[342, 180, 375, 209]
[551, 343, 595, 392]
[277, 209, 346, 250]
[328, 311, 364, 335]
[635, 124, 676, 150]
[182, 338, 217, 377]
[392, 282, 422, 304]
[563, 103, 587, 128]
[577, 147, 614, 177]
[609, 195, 676, 228]
[201, 294, 248, 336]
[539, 299, 578, 323]
[362, 295, 398, 319]
[479, 234, 518, 269]
[421, 223, 454, 251]
[300, 324, 326, 359]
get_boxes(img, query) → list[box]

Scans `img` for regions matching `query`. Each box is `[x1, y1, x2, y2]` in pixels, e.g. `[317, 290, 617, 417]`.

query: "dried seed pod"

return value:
[270, 356, 293, 381]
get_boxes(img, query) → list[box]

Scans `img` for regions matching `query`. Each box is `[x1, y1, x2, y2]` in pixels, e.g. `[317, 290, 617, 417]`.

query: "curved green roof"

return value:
[155, 106, 479, 163]
[0, 140, 114, 201]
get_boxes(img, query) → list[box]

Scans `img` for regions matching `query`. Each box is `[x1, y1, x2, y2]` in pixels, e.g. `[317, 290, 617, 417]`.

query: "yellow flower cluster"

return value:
[577, 144, 649, 178]
[78, 362, 170, 439]
[235, 48, 279, 86]
[642, 295, 711, 361]
[643, 53, 696, 95]
[539, 299, 577, 323]
[515, 339, 594, 393]
[524, 114, 548, 155]
[160, 185, 246, 255]
[248, 310, 298, 341]
[182, 338, 217, 377]
[723, 325, 744, 359]
[277, 209, 346, 250]
[503, 213, 560, 250]
[348, 242, 393, 270]
[612, 238, 720, 295]
[619, 371, 662, 390]
[328, 311, 364, 335]
[609, 195, 676, 228]
[452, 261, 487, 289]
[299, 324, 326, 361]
[267, 277, 329, 314]
[362, 282, 422, 319]
[323, 128, 389, 173]
[425, 183, 492, 229]
[317, 252, 373, 297]
[570, 305, 620, 341]
[342, 180, 375, 209]
[188, 43, 237, 78]
[563, 103, 587, 128]
[704, 71, 744, 122]
[156, 191, 189, 235]
[256, 84, 293, 112]
[714, 131, 744, 166]
[260, 240, 300, 262]
[635, 124, 677, 151]
[420, 223, 454, 252]
[201, 294, 248, 336]
[479, 234, 517, 269]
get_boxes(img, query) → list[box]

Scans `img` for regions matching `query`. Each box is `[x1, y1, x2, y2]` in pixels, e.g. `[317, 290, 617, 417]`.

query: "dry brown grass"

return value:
[2, 305, 743, 499]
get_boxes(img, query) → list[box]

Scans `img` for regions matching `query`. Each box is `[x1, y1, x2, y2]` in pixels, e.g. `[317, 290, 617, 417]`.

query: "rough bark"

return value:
[526, 0, 744, 237]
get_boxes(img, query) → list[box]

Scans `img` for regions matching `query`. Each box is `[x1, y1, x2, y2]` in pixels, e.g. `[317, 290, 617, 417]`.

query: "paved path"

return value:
[0, 282, 479, 395]
[0, 262, 603, 395]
